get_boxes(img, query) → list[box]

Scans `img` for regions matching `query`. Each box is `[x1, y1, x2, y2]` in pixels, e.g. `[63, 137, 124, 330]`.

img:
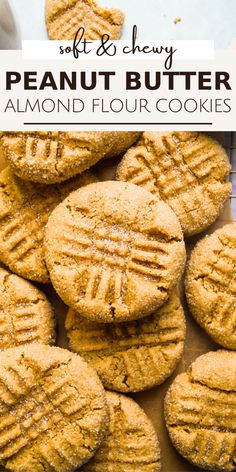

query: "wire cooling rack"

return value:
[225, 132, 236, 221]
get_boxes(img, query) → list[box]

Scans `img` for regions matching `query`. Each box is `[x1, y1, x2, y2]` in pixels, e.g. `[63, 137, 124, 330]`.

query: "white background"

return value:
[10, 0, 236, 48]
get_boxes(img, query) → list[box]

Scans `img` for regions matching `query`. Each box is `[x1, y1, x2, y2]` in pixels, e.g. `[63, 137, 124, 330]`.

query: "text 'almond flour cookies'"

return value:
[185, 223, 236, 350]
[165, 350, 236, 472]
[45, 181, 186, 323]
[116, 132, 231, 236]
[1, 132, 140, 184]
[0, 344, 108, 472]
[0, 268, 55, 350]
[0, 167, 96, 283]
[81, 391, 161, 472]
[66, 292, 186, 392]
[45, 0, 124, 40]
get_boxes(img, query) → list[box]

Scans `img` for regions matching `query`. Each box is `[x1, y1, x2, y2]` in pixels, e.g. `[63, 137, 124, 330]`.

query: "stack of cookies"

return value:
[0, 130, 235, 472]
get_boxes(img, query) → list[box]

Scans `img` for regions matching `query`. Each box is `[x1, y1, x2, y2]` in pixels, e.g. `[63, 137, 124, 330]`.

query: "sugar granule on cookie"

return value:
[0, 344, 108, 472]
[185, 223, 236, 349]
[165, 350, 236, 471]
[66, 291, 186, 392]
[116, 132, 231, 236]
[45, 181, 186, 323]
[0, 267, 55, 349]
[0, 167, 96, 282]
[81, 391, 161, 472]
[1, 132, 140, 184]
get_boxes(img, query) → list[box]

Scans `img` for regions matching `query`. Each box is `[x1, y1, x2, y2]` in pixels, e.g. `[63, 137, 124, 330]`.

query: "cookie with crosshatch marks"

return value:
[66, 291, 186, 392]
[81, 391, 161, 472]
[0, 267, 55, 350]
[0, 344, 108, 472]
[45, 181, 186, 323]
[45, 0, 124, 41]
[165, 350, 236, 471]
[116, 132, 231, 236]
[1, 131, 140, 184]
[0, 167, 96, 283]
[185, 223, 236, 350]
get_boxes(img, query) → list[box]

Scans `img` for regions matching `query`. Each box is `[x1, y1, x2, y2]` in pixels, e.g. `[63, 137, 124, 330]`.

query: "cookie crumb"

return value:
[174, 16, 182, 24]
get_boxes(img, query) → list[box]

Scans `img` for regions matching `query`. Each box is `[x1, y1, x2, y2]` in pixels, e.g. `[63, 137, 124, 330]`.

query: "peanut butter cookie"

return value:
[0, 267, 55, 349]
[116, 132, 231, 236]
[2, 132, 140, 184]
[45, 181, 186, 322]
[185, 223, 236, 350]
[165, 350, 236, 471]
[81, 391, 161, 472]
[66, 292, 186, 392]
[0, 344, 108, 472]
[0, 167, 96, 283]
[46, 0, 124, 40]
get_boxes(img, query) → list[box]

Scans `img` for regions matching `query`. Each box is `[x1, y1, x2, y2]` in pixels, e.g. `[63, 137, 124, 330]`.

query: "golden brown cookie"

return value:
[0, 267, 55, 349]
[66, 292, 186, 392]
[1, 132, 140, 184]
[0, 167, 96, 283]
[116, 132, 231, 236]
[165, 350, 236, 471]
[0, 344, 108, 472]
[46, 0, 124, 40]
[81, 391, 161, 472]
[185, 223, 236, 350]
[45, 181, 186, 322]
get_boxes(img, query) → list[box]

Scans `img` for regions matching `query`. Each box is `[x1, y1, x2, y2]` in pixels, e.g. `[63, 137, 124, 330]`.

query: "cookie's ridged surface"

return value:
[0, 167, 96, 282]
[81, 391, 161, 472]
[46, 0, 124, 40]
[45, 181, 186, 322]
[116, 132, 231, 236]
[185, 223, 236, 349]
[165, 350, 236, 471]
[0, 268, 55, 349]
[0, 344, 108, 472]
[2, 132, 140, 184]
[66, 292, 186, 392]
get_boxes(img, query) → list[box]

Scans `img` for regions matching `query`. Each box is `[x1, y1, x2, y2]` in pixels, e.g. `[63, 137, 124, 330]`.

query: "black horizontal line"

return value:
[24, 122, 213, 126]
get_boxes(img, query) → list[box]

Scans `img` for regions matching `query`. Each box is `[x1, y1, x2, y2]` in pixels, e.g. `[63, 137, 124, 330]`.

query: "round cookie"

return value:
[185, 223, 236, 349]
[0, 167, 96, 283]
[46, 0, 124, 41]
[0, 344, 108, 472]
[0, 267, 55, 349]
[81, 391, 161, 472]
[165, 350, 236, 471]
[66, 292, 186, 392]
[45, 181, 186, 323]
[116, 132, 231, 236]
[1, 132, 140, 184]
